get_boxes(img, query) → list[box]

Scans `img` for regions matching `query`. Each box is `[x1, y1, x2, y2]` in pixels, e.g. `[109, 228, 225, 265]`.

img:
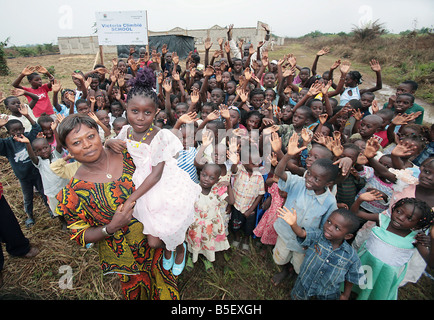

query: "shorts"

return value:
[272, 235, 305, 274]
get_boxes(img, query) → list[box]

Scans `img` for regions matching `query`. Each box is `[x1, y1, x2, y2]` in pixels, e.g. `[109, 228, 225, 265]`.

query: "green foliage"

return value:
[352, 19, 387, 42]
[0, 37, 10, 76]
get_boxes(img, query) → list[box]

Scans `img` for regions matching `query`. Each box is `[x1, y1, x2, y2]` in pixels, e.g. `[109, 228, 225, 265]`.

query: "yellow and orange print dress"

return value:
[56, 150, 179, 300]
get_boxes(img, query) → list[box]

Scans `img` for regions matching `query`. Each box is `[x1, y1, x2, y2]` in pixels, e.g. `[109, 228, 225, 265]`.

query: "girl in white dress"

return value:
[108, 67, 201, 276]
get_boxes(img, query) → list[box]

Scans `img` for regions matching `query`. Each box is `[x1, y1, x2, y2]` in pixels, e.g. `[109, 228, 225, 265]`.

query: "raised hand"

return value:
[371, 100, 379, 114]
[340, 60, 351, 74]
[219, 104, 230, 120]
[369, 59, 381, 72]
[18, 104, 28, 116]
[178, 112, 198, 125]
[330, 59, 341, 70]
[0, 115, 9, 127]
[287, 132, 306, 156]
[301, 128, 312, 144]
[13, 134, 30, 144]
[318, 113, 328, 125]
[317, 47, 330, 56]
[277, 207, 297, 226]
[364, 137, 380, 158]
[21, 65, 36, 76]
[52, 79, 62, 93]
[270, 132, 282, 153]
[35, 65, 48, 74]
[11, 88, 26, 96]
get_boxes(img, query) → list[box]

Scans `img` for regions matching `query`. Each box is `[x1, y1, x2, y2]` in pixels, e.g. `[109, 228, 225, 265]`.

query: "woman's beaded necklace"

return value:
[128, 124, 154, 143]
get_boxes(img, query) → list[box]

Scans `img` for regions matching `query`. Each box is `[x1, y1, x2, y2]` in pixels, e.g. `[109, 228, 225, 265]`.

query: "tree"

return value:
[0, 37, 10, 76]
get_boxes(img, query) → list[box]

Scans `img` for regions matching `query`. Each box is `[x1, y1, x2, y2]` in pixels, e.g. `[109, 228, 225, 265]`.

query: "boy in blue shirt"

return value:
[271, 133, 339, 285]
[277, 206, 364, 300]
[0, 106, 48, 227]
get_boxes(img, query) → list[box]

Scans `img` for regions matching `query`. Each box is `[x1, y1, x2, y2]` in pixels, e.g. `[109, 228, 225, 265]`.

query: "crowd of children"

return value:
[0, 23, 433, 300]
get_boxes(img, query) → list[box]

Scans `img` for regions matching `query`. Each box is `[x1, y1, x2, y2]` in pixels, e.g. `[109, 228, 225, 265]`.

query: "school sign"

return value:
[95, 11, 148, 46]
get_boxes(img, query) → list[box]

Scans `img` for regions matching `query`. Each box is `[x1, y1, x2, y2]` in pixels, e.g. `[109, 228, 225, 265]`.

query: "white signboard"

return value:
[95, 11, 148, 45]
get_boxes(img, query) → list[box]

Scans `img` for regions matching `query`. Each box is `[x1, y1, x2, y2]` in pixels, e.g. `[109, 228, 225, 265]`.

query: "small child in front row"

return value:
[228, 143, 265, 251]
[351, 190, 434, 300]
[0, 107, 49, 227]
[277, 207, 364, 300]
[271, 133, 339, 285]
[186, 163, 234, 270]
[14, 120, 69, 228]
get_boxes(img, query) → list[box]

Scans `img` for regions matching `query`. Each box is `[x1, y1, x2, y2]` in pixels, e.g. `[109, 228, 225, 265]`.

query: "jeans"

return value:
[18, 172, 49, 220]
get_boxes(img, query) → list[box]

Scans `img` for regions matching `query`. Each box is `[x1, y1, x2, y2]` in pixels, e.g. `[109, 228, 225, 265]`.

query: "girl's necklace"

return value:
[128, 124, 154, 143]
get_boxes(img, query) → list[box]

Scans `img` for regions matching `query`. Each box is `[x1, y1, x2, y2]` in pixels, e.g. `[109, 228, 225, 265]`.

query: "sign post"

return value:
[95, 10, 148, 46]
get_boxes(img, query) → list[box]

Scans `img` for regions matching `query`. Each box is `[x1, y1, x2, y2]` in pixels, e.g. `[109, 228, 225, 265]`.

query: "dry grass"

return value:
[0, 49, 433, 300]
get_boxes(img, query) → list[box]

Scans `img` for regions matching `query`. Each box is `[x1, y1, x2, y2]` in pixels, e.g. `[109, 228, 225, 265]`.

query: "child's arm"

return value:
[11, 88, 39, 110]
[244, 194, 263, 217]
[274, 132, 306, 181]
[227, 136, 240, 174]
[325, 60, 350, 97]
[363, 137, 397, 182]
[12, 66, 36, 89]
[51, 118, 64, 154]
[13, 134, 38, 165]
[414, 228, 434, 268]
[88, 112, 111, 138]
[162, 79, 176, 126]
[50, 155, 81, 179]
[340, 281, 354, 300]
[350, 190, 383, 222]
[277, 206, 306, 239]
[173, 111, 197, 130]
[225, 183, 235, 206]
[18, 104, 36, 126]
[194, 129, 213, 168]
[51, 80, 62, 112]
[311, 47, 330, 76]
[360, 59, 382, 94]
[390, 138, 418, 170]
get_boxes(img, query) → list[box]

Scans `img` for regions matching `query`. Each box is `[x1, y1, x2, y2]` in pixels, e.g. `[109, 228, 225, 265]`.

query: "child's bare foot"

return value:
[271, 265, 294, 286]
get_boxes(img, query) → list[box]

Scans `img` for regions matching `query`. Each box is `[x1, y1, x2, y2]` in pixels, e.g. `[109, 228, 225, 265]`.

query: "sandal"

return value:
[172, 243, 187, 276]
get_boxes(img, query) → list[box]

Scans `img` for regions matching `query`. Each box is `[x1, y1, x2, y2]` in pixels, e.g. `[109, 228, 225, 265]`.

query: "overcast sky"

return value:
[0, 0, 433, 46]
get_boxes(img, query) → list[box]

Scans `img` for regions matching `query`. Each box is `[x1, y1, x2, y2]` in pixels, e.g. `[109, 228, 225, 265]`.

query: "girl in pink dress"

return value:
[108, 68, 201, 276]
[254, 175, 287, 245]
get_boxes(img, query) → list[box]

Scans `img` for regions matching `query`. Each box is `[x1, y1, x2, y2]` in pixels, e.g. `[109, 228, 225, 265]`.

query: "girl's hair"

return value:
[391, 197, 434, 232]
[126, 67, 158, 106]
[348, 71, 363, 85]
[57, 114, 98, 147]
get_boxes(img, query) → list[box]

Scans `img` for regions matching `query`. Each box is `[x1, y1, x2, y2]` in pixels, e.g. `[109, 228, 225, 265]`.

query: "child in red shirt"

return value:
[12, 65, 54, 118]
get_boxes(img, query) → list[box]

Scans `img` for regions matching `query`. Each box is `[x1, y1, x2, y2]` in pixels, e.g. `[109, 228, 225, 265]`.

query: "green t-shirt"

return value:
[383, 102, 424, 125]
